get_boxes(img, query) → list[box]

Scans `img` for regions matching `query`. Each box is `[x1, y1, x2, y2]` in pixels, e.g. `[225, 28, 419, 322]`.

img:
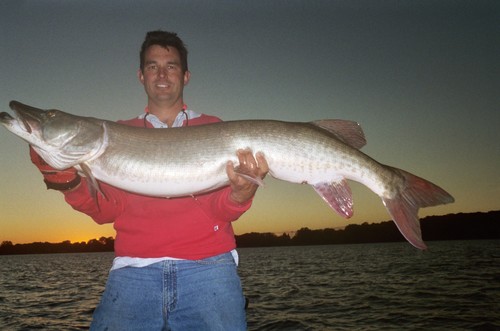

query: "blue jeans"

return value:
[90, 253, 246, 330]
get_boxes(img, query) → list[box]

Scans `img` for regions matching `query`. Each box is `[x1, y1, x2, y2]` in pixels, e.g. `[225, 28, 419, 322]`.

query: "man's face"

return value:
[138, 44, 190, 105]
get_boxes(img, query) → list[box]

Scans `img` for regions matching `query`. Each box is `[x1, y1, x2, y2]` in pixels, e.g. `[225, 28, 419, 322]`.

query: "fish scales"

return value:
[96, 120, 354, 196]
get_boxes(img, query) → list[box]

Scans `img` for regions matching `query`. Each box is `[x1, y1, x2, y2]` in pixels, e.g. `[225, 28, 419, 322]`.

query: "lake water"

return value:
[0, 240, 498, 330]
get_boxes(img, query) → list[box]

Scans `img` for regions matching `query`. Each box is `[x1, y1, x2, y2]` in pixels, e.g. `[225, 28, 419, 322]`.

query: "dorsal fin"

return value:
[311, 120, 366, 149]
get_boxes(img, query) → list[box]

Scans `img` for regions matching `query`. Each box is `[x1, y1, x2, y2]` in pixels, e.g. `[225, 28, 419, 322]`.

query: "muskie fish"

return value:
[1, 101, 454, 249]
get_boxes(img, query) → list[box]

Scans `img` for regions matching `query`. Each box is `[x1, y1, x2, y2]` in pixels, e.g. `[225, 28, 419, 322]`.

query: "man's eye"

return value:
[146, 64, 157, 71]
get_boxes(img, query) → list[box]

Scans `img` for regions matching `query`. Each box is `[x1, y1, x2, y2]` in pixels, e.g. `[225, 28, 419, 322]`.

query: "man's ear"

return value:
[137, 69, 145, 84]
[183, 70, 191, 86]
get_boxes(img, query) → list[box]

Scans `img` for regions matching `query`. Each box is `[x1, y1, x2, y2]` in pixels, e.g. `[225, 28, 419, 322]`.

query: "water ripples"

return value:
[1, 240, 499, 330]
[0, 253, 111, 330]
[239, 241, 500, 330]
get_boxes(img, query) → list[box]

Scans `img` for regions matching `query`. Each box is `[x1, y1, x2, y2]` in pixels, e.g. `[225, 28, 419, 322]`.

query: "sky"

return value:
[0, 0, 498, 245]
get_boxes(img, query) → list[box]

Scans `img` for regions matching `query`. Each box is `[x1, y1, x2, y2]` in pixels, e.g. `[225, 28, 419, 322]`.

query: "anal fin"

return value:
[313, 179, 353, 218]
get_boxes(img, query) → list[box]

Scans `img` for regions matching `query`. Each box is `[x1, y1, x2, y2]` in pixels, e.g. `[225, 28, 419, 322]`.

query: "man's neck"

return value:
[147, 100, 184, 127]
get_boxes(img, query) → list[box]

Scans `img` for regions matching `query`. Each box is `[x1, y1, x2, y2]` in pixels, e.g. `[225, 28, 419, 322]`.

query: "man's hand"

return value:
[29, 146, 81, 191]
[226, 149, 269, 204]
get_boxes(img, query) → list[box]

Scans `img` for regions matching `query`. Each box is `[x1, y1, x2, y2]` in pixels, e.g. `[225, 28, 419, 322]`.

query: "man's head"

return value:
[138, 31, 191, 111]
[139, 30, 188, 73]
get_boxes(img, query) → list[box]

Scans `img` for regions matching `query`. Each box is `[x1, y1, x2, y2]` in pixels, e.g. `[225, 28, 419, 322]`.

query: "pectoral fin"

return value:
[233, 170, 265, 187]
[79, 162, 107, 201]
[313, 180, 353, 218]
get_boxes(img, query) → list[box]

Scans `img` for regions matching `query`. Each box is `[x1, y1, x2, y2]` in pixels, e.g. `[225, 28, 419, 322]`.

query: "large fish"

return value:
[1, 101, 454, 249]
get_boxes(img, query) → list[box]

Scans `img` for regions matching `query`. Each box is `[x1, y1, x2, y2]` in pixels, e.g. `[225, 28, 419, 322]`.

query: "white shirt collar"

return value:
[139, 109, 202, 128]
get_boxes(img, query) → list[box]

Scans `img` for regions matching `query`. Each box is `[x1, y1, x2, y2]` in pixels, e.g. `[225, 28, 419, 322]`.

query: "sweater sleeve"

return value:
[194, 186, 253, 223]
[63, 179, 127, 224]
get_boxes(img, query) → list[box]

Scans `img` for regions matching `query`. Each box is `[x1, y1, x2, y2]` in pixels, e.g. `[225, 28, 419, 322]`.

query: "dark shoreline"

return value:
[1, 210, 498, 255]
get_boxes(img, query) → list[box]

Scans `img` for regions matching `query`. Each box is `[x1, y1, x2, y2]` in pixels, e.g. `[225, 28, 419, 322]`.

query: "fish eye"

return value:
[46, 110, 57, 118]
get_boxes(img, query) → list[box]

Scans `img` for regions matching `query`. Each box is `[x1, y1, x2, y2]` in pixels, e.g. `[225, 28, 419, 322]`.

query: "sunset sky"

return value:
[0, 0, 498, 245]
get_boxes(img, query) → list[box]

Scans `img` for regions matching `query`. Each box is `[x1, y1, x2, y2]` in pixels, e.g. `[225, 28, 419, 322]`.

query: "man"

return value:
[30, 30, 268, 330]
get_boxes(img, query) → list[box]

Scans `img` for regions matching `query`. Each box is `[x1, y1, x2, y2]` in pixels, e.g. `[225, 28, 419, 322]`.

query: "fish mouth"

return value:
[0, 111, 15, 122]
[7, 101, 47, 134]
[0, 109, 33, 133]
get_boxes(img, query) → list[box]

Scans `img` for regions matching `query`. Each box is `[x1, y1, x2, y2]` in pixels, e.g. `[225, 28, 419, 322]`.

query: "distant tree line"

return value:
[1, 211, 498, 255]
[236, 211, 500, 247]
[0, 236, 114, 255]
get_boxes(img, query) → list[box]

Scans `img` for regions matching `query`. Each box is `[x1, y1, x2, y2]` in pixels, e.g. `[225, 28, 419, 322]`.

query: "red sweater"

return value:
[63, 113, 252, 259]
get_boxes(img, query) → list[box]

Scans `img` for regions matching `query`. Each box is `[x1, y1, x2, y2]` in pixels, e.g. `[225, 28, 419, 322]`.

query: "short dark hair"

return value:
[139, 30, 188, 72]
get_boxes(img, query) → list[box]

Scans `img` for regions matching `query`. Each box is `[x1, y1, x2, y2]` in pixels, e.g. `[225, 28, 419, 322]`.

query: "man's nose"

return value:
[158, 67, 168, 77]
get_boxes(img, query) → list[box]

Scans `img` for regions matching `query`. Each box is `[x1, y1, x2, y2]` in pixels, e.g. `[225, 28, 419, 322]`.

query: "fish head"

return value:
[1, 101, 107, 169]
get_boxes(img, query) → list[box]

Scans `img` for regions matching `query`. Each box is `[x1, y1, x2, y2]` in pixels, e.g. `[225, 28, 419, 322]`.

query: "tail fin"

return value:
[382, 168, 454, 250]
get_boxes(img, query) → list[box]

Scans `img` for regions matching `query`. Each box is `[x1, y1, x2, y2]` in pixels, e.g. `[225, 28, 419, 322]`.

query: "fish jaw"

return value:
[0, 105, 47, 148]
[9, 100, 48, 133]
[2, 101, 109, 170]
